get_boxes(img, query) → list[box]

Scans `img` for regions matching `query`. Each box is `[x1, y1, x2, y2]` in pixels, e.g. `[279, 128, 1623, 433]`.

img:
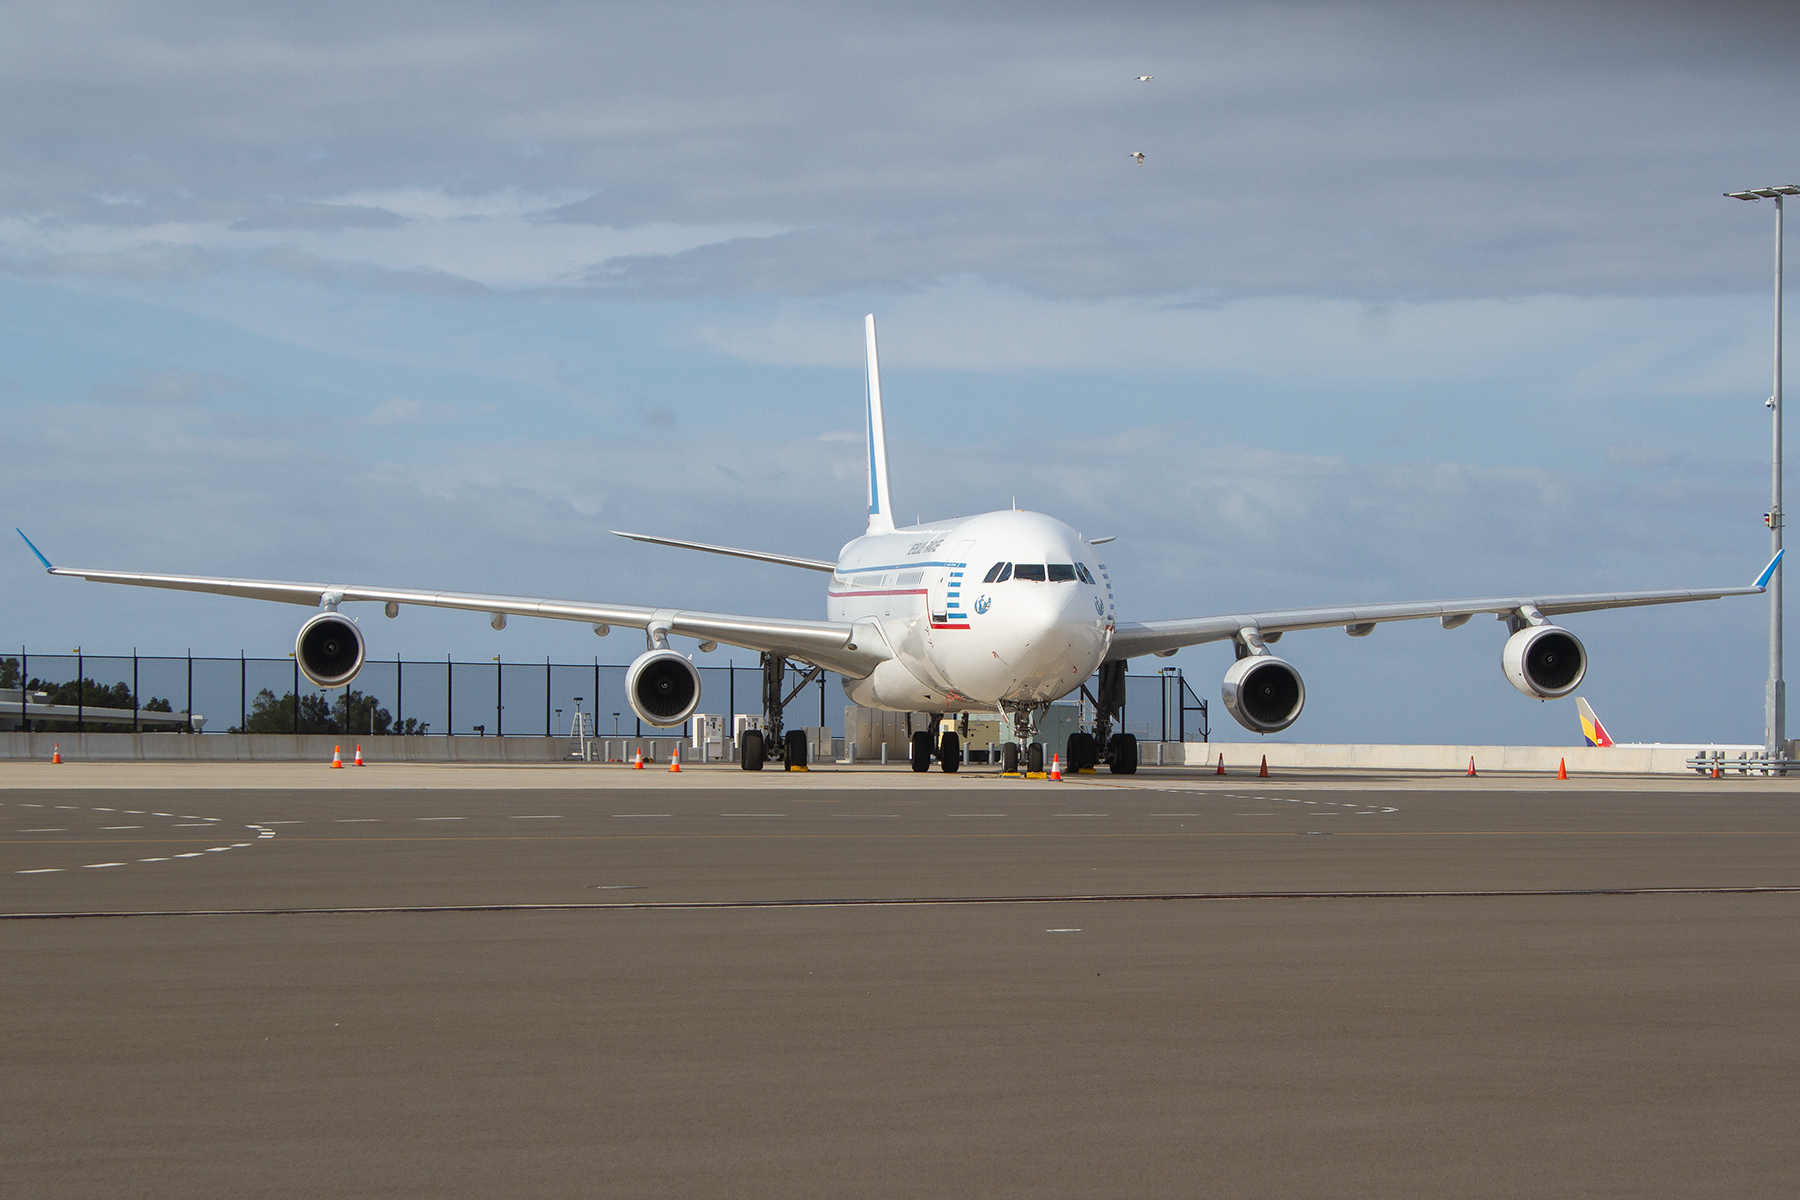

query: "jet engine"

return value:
[296, 612, 366, 689]
[1222, 655, 1306, 734]
[1502, 625, 1586, 699]
[626, 649, 702, 727]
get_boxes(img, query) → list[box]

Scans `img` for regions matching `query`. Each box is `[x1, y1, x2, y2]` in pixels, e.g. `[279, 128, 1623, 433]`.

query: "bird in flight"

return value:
[1129, 151, 1145, 165]
[1136, 75, 1153, 82]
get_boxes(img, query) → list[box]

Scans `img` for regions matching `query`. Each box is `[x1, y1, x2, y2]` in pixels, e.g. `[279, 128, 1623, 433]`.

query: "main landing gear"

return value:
[911, 720, 962, 773]
[1069, 661, 1138, 775]
[739, 651, 822, 772]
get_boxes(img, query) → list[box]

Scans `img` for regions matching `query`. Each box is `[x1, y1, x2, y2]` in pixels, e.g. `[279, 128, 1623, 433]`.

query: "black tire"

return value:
[1002, 742, 1020, 774]
[1109, 733, 1138, 775]
[939, 731, 961, 773]
[1067, 731, 1095, 771]
[1026, 743, 1045, 775]
[911, 729, 933, 772]
[741, 728, 764, 771]
[784, 728, 809, 770]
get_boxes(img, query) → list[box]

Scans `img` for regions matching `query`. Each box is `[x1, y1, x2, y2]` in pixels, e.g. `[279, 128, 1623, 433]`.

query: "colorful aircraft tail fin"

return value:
[1575, 697, 1613, 748]
[864, 314, 895, 535]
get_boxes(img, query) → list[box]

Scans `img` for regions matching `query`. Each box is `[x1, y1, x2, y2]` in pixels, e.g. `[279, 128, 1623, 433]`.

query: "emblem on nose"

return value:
[1094, 597, 1104, 617]
[974, 595, 991, 615]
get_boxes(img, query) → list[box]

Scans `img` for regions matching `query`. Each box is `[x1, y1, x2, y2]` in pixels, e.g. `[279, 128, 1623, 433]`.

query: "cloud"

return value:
[89, 370, 253, 407]
[0, 4, 1794, 303]
[229, 202, 406, 232]
[12, 244, 226, 280]
[255, 247, 488, 296]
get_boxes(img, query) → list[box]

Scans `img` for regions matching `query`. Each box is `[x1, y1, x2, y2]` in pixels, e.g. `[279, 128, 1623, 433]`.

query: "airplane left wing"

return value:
[20, 535, 889, 679]
[1107, 553, 1781, 661]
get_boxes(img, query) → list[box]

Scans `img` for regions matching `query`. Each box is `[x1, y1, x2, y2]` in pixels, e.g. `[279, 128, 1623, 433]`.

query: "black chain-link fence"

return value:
[2, 650, 1208, 740]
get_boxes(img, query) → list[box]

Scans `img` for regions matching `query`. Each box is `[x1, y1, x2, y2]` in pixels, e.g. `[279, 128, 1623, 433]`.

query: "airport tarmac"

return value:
[4, 764, 1797, 1197]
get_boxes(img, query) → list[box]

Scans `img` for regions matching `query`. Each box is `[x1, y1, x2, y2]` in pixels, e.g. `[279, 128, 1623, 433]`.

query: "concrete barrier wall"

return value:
[0, 732, 1747, 773]
[1180, 742, 1724, 775]
[0, 733, 586, 763]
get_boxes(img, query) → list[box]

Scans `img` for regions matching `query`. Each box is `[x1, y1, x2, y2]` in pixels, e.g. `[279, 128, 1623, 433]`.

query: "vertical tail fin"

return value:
[1575, 697, 1613, 747]
[864, 314, 895, 535]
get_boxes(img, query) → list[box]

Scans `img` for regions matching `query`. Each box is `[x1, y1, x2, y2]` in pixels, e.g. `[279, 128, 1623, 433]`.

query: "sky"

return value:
[3, 0, 1798, 744]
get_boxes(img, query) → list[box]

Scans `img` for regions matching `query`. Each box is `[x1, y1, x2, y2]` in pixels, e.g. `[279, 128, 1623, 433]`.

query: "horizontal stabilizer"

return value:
[610, 531, 837, 573]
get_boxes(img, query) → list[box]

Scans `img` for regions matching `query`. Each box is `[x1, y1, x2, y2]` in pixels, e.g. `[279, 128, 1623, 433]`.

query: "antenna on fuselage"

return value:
[864, 315, 895, 535]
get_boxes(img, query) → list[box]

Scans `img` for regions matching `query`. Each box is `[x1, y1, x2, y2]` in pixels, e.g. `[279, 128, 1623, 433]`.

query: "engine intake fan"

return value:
[1222, 655, 1306, 734]
[1502, 625, 1586, 699]
[296, 612, 366, 689]
[626, 649, 702, 727]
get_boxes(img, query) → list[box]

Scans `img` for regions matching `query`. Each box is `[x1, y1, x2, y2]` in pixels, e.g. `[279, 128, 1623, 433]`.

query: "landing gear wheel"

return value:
[1027, 743, 1045, 775]
[1067, 732, 1095, 772]
[784, 728, 809, 770]
[911, 730, 933, 773]
[740, 729, 764, 771]
[939, 731, 961, 773]
[1002, 742, 1020, 774]
[1108, 733, 1138, 775]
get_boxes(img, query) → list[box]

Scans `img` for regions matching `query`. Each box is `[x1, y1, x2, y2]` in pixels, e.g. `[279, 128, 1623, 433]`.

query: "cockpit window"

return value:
[1075, 563, 1094, 584]
[1047, 564, 1077, 582]
[1012, 564, 1046, 582]
[982, 562, 1011, 583]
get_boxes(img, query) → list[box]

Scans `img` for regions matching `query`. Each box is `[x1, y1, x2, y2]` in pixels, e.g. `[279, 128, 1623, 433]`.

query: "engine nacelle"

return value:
[1502, 625, 1586, 699]
[296, 612, 366, 689]
[1222, 655, 1306, 734]
[626, 649, 702, 727]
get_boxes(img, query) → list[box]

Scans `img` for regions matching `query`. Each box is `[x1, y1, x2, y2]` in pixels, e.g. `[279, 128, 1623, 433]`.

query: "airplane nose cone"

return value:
[1004, 583, 1106, 698]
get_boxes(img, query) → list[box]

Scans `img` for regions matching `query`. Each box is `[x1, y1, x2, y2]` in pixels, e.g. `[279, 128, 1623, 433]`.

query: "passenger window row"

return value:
[980, 562, 1095, 584]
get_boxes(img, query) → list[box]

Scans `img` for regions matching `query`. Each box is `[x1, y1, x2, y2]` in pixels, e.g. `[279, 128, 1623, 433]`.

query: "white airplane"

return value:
[18, 316, 1781, 775]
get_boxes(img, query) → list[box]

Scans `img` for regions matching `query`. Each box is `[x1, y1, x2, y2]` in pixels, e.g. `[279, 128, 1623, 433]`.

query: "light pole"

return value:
[1726, 184, 1800, 757]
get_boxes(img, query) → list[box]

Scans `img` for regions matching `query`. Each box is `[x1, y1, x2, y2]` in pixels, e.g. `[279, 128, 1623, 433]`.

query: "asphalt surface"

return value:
[4, 774, 1798, 1197]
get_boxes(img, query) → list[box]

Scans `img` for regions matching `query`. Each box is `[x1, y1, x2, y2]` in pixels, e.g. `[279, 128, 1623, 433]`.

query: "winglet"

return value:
[15, 529, 52, 571]
[1755, 548, 1784, 589]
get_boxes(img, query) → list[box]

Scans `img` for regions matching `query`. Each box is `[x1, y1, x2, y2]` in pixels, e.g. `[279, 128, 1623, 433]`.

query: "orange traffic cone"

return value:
[353, 744, 365, 767]
[1557, 757, 1567, 780]
[1467, 756, 1477, 777]
[1711, 760, 1722, 779]
[330, 745, 343, 769]
[632, 747, 644, 770]
[1049, 754, 1062, 781]
[669, 745, 682, 773]
[51, 743, 61, 764]
[1258, 755, 1269, 778]
[1216, 753, 1226, 776]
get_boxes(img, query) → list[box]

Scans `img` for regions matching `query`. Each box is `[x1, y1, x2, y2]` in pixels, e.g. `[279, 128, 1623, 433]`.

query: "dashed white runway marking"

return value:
[174, 852, 204, 858]
[138, 858, 169, 863]
[417, 817, 463, 821]
[950, 813, 1007, 817]
[614, 814, 671, 818]
[719, 813, 787, 817]
[334, 818, 380, 823]
[1046, 928, 1081, 933]
[17, 868, 63, 874]
[99, 826, 142, 830]
[150, 813, 172, 818]
[55, 805, 78, 810]
[1054, 813, 1108, 817]
[83, 863, 126, 869]
[172, 823, 212, 827]
[93, 808, 115, 812]
[22, 828, 66, 833]
[510, 815, 562, 820]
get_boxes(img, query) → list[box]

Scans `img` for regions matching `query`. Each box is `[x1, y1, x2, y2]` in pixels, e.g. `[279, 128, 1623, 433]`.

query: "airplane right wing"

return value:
[1106, 553, 1781, 661]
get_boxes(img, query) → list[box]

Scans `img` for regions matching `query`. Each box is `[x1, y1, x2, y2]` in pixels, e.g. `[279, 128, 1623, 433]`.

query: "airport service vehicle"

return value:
[18, 317, 1781, 774]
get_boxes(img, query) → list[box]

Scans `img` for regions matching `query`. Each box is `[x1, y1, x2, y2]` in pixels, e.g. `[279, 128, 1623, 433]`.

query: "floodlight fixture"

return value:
[1727, 186, 1800, 201]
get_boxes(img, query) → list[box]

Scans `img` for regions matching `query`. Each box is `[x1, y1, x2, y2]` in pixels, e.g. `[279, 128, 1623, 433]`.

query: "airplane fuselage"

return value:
[828, 509, 1115, 712]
